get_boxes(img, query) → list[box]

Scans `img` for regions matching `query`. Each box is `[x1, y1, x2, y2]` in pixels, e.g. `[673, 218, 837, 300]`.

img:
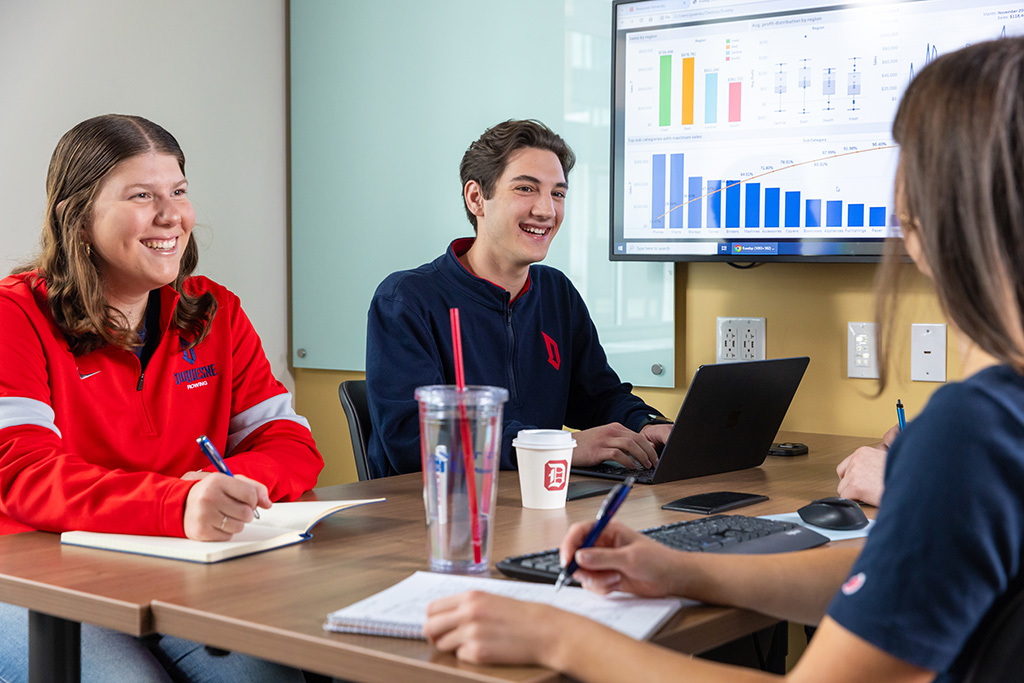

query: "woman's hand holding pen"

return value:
[427, 521, 690, 671]
[182, 474, 272, 541]
[558, 520, 681, 598]
[836, 424, 899, 507]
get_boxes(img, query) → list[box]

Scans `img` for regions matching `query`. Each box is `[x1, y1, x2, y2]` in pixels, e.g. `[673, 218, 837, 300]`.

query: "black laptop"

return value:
[572, 357, 810, 484]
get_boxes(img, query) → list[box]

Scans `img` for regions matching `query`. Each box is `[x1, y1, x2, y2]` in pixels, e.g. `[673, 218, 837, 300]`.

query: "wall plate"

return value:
[847, 322, 879, 379]
[717, 317, 765, 363]
[911, 323, 946, 382]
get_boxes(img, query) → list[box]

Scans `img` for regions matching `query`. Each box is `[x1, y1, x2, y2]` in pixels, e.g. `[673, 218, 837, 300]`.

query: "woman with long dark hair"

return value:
[425, 37, 1024, 683]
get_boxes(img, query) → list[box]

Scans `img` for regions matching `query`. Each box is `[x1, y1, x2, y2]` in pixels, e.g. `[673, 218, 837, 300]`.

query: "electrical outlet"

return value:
[911, 323, 946, 382]
[740, 319, 766, 360]
[717, 317, 766, 363]
[847, 322, 879, 379]
[717, 318, 739, 362]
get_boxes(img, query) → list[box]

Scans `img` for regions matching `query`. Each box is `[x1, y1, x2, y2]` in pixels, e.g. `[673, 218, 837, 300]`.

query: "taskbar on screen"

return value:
[612, 239, 890, 259]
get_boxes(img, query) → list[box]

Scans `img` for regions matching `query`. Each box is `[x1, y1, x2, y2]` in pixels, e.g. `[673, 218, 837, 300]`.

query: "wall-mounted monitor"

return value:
[610, 0, 1024, 262]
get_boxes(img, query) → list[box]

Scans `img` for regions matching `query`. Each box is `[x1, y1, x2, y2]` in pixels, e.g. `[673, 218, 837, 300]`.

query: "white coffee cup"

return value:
[513, 429, 577, 509]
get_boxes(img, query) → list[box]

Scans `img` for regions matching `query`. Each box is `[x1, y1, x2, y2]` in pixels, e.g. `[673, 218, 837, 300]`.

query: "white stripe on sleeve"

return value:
[226, 392, 311, 454]
[0, 396, 62, 438]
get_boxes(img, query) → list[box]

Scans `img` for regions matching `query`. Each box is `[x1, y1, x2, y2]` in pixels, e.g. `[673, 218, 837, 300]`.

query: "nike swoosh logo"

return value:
[78, 371, 101, 380]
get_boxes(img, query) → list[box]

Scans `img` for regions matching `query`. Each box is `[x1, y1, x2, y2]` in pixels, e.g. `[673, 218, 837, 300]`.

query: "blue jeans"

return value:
[0, 602, 306, 683]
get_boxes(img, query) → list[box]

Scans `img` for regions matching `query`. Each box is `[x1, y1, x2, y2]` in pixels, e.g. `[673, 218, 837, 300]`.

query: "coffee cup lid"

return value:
[512, 429, 577, 449]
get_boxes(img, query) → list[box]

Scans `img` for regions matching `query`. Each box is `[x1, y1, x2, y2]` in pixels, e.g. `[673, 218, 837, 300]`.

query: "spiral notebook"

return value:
[324, 571, 685, 640]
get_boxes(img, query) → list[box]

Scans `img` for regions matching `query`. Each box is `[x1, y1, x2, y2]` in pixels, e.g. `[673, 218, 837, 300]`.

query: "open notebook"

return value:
[324, 571, 686, 641]
[60, 499, 385, 563]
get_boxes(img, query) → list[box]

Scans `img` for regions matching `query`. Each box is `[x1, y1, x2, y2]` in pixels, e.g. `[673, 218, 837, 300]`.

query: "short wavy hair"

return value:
[458, 119, 576, 230]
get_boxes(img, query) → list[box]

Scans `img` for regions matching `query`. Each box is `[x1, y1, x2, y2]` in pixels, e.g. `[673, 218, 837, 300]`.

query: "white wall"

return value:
[0, 0, 293, 390]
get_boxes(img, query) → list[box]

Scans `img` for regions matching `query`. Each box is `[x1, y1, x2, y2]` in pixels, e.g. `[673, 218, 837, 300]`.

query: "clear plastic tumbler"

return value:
[416, 385, 508, 574]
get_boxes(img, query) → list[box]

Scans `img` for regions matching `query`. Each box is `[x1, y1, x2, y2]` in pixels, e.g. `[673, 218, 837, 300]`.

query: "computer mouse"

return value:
[797, 497, 869, 531]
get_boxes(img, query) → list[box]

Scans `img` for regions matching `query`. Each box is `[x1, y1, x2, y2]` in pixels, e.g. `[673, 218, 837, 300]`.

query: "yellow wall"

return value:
[295, 368, 366, 488]
[297, 263, 958, 487]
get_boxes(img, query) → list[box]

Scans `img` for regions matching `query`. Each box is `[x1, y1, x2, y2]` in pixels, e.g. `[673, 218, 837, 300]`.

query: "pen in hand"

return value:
[554, 476, 635, 591]
[196, 435, 260, 520]
[896, 399, 906, 431]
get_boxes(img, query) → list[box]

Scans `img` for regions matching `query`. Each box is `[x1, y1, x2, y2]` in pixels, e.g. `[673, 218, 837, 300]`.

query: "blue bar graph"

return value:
[688, 177, 702, 229]
[765, 188, 780, 227]
[806, 199, 822, 228]
[826, 200, 843, 227]
[707, 180, 722, 228]
[705, 73, 718, 124]
[869, 206, 886, 227]
[725, 181, 740, 228]
[652, 154, 666, 229]
[785, 191, 801, 227]
[670, 154, 684, 229]
[745, 183, 760, 228]
[848, 203, 864, 227]
[647, 152, 887, 233]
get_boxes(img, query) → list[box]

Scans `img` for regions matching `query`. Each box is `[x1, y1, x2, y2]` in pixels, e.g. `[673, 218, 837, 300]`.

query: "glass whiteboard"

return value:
[290, 0, 674, 387]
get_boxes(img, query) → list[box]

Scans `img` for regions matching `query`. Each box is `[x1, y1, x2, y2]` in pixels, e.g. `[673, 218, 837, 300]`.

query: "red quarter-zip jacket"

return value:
[0, 272, 323, 536]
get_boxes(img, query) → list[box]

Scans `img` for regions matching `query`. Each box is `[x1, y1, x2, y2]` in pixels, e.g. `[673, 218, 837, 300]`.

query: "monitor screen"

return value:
[610, 0, 1024, 262]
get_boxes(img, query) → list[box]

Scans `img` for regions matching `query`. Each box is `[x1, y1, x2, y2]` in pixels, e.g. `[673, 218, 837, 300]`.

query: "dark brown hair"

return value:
[459, 119, 576, 230]
[876, 38, 1024, 388]
[20, 114, 216, 356]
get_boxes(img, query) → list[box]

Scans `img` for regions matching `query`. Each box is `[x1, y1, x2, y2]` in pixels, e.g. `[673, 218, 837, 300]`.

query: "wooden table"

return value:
[0, 431, 875, 683]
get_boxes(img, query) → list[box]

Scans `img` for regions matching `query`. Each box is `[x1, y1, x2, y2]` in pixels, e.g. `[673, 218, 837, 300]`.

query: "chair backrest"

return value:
[962, 579, 1024, 682]
[338, 380, 373, 481]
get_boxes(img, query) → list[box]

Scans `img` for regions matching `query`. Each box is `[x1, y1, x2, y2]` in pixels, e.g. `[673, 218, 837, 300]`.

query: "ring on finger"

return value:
[219, 514, 228, 531]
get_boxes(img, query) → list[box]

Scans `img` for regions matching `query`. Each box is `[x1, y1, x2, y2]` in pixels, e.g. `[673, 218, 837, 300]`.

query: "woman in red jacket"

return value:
[0, 115, 323, 682]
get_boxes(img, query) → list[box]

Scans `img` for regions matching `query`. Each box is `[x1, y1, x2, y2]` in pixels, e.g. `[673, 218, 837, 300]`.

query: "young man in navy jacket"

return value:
[365, 120, 672, 478]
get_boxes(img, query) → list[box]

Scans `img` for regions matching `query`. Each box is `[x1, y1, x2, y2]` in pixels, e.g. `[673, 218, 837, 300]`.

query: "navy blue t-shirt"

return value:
[828, 365, 1024, 680]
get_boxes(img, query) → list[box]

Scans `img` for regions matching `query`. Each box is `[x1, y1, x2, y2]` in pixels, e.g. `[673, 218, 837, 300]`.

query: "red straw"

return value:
[450, 308, 482, 563]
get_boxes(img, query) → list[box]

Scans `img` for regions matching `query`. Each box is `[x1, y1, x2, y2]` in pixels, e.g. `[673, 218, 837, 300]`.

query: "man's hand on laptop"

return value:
[639, 422, 672, 451]
[573, 423, 660, 469]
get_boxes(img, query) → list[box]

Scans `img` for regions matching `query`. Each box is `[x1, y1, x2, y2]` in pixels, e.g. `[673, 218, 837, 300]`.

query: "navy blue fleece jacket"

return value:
[365, 238, 662, 478]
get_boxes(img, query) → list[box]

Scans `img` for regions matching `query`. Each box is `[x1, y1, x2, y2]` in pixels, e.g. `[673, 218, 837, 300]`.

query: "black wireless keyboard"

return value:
[496, 514, 830, 586]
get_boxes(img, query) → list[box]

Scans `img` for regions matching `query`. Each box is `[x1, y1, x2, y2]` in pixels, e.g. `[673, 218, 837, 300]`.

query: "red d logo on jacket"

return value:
[541, 332, 560, 370]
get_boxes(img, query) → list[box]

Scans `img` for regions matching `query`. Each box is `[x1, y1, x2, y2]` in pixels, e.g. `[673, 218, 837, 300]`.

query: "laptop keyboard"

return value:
[576, 461, 656, 483]
[497, 515, 829, 586]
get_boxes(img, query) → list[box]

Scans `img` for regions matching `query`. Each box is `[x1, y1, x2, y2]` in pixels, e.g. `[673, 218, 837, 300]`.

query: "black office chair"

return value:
[961, 580, 1024, 682]
[338, 380, 373, 481]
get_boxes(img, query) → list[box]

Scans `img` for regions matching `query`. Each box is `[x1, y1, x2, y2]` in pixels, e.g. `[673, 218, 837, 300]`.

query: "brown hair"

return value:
[876, 38, 1024, 388]
[20, 114, 216, 356]
[459, 119, 576, 230]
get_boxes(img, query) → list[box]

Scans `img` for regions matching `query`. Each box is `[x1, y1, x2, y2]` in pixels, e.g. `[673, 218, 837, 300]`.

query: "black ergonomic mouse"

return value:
[797, 497, 869, 531]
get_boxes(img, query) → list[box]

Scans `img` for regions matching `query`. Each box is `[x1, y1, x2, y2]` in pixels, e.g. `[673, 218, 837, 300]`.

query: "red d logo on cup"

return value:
[544, 461, 569, 491]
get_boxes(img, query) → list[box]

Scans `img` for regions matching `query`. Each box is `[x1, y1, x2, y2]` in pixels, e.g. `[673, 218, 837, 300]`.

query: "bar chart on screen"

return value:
[630, 139, 898, 242]
[616, 1, 1024, 253]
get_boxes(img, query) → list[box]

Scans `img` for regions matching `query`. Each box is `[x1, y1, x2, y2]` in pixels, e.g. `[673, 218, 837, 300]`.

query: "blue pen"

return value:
[555, 476, 635, 591]
[896, 399, 906, 431]
[196, 435, 259, 519]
